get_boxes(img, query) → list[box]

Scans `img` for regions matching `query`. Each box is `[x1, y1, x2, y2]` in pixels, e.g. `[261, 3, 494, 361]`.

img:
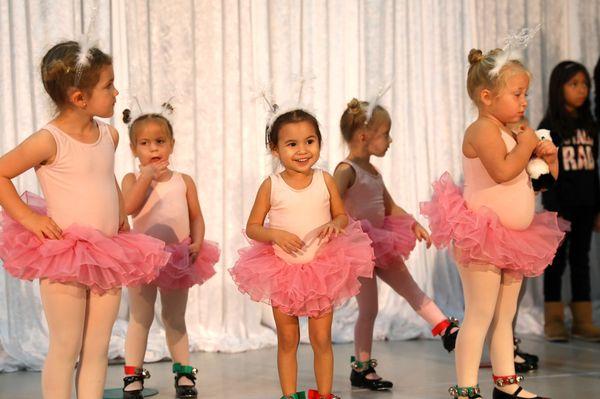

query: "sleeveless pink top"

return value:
[268, 169, 331, 264]
[463, 130, 535, 230]
[36, 120, 119, 236]
[341, 159, 386, 228]
[132, 172, 190, 244]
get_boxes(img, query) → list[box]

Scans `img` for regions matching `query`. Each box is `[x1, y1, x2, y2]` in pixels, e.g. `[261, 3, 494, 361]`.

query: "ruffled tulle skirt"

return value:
[419, 173, 566, 277]
[153, 238, 219, 290]
[360, 214, 417, 268]
[229, 220, 375, 317]
[0, 192, 170, 293]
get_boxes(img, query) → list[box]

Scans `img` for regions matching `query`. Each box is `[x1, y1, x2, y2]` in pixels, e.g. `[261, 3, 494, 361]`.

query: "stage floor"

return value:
[1, 336, 599, 398]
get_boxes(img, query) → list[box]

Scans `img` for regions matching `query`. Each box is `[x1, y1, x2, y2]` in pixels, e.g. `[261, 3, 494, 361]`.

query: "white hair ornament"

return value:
[488, 24, 541, 78]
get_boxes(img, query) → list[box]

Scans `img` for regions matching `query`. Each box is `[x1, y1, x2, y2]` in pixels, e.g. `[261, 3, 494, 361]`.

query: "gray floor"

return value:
[0, 336, 599, 398]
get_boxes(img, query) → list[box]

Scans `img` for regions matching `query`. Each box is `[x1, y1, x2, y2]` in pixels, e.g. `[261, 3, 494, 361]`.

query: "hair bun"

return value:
[347, 98, 362, 115]
[122, 109, 131, 124]
[468, 49, 484, 66]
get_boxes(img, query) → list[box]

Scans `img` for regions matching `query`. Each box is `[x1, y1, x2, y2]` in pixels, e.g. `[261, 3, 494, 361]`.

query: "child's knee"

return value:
[309, 329, 332, 353]
[161, 309, 187, 333]
[277, 329, 300, 352]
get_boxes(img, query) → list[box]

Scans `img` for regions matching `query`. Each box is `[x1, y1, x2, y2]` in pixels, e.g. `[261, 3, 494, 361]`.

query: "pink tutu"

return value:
[360, 214, 417, 268]
[0, 192, 170, 294]
[229, 220, 375, 317]
[419, 173, 566, 277]
[153, 238, 219, 290]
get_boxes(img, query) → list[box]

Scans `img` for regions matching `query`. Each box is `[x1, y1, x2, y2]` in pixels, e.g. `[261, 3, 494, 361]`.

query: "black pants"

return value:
[544, 206, 595, 302]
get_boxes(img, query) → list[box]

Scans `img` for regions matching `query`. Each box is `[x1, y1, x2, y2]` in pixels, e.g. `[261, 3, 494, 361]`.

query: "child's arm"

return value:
[121, 172, 153, 215]
[317, 172, 349, 242]
[466, 119, 538, 183]
[182, 174, 205, 260]
[0, 131, 62, 239]
[246, 178, 305, 255]
[108, 127, 129, 232]
[115, 178, 130, 232]
[121, 162, 169, 215]
[332, 162, 356, 198]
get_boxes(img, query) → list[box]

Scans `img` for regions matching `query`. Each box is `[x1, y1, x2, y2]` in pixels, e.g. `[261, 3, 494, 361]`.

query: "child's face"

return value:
[367, 120, 392, 157]
[272, 120, 320, 173]
[563, 71, 589, 111]
[85, 65, 118, 118]
[490, 72, 529, 124]
[131, 120, 174, 166]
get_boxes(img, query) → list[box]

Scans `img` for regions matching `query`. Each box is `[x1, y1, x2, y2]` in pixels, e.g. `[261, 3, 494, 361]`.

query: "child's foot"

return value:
[493, 375, 549, 398]
[281, 392, 306, 399]
[432, 317, 460, 352]
[513, 337, 538, 372]
[307, 389, 340, 399]
[349, 357, 393, 390]
[122, 366, 150, 399]
[173, 363, 198, 398]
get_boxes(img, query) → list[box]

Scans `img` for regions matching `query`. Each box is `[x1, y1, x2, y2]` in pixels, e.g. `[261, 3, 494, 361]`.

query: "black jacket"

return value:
[539, 116, 600, 215]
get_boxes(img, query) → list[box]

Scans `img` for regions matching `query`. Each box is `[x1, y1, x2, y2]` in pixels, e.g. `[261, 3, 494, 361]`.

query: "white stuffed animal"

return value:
[526, 129, 552, 179]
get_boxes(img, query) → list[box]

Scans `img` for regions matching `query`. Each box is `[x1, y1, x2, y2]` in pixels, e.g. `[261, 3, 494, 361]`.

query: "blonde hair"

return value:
[339, 98, 391, 142]
[466, 48, 531, 105]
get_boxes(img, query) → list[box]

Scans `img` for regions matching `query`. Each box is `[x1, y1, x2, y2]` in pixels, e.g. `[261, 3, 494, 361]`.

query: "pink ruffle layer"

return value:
[0, 192, 170, 293]
[153, 238, 219, 290]
[360, 214, 417, 268]
[419, 173, 566, 277]
[229, 220, 375, 317]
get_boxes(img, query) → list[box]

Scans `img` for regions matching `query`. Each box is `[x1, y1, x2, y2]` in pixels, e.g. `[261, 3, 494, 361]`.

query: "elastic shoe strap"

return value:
[172, 362, 197, 374]
[432, 319, 451, 336]
[124, 365, 143, 375]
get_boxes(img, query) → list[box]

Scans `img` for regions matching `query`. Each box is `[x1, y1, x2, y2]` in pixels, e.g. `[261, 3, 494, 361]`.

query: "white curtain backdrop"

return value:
[1, 0, 599, 371]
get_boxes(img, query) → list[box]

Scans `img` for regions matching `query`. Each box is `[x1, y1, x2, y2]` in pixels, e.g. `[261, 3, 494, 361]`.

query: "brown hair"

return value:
[466, 48, 531, 105]
[123, 110, 175, 144]
[339, 98, 391, 142]
[266, 109, 322, 150]
[40, 41, 112, 107]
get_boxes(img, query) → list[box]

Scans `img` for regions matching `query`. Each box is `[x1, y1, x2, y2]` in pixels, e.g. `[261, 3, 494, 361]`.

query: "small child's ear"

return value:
[270, 146, 280, 158]
[68, 87, 87, 109]
[480, 88, 493, 106]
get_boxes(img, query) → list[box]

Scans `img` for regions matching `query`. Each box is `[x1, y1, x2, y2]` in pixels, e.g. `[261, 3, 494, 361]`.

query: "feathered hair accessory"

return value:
[122, 97, 176, 126]
[74, 4, 100, 87]
[253, 74, 318, 135]
[489, 24, 541, 78]
[365, 79, 393, 124]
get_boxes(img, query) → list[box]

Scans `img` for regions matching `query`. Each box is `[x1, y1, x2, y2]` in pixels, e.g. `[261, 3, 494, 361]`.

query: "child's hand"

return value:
[119, 213, 130, 232]
[317, 221, 345, 244]
[412, 222, 432, 248]
[271, 229, 305, 256]
[535, 140, 558, 166]
[515, 125, 539, 147]
[189, 241, 203, 262]
[139, 160, 170, 180]
[20, 212, 62, 240]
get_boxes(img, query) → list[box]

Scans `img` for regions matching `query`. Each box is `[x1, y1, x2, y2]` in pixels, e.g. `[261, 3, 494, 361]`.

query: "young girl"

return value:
[0, 41, 168, 399]
[120, 108, 220, 398]
[333, 99, 459, 391]
[420, 48, 564, 399]
[539, 61, 600, 342]
[229, 108, 375, 399]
